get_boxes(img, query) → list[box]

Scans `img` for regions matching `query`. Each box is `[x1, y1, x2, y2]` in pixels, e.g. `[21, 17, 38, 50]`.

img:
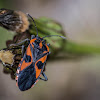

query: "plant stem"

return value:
[63, 40, 100, 55]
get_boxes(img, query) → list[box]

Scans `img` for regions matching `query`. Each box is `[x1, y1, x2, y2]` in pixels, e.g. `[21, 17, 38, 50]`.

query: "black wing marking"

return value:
[18, 63, 37, 91]
[36, 61, 44, 69]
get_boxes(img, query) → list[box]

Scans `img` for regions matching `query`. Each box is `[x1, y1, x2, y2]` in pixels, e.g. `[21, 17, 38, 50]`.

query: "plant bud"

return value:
[0, 8, 29, 33]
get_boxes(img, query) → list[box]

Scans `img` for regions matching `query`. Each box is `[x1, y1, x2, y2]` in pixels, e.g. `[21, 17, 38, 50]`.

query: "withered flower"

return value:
[0, 8, 29, 33]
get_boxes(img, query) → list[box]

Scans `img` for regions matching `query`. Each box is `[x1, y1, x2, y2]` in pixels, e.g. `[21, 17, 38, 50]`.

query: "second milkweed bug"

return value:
[10, 14, 66, 91]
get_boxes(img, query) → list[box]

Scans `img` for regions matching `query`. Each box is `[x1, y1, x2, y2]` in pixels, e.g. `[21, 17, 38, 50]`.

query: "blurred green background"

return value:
[0, 0, 100, 100]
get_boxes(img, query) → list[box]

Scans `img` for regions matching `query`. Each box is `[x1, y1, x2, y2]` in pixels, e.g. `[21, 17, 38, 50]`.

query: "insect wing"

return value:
[17, 63, 37, 91]
[35, 51, 48, 79]
[16, 44, 37, 91]
[16, 38, 50, 91]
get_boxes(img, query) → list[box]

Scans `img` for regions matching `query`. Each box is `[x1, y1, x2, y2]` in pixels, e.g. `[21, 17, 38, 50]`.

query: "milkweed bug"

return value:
[10, 14, 66, 91]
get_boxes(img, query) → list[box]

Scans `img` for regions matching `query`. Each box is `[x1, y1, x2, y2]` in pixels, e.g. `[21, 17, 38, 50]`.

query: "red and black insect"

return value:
[13, 14, 65, 91]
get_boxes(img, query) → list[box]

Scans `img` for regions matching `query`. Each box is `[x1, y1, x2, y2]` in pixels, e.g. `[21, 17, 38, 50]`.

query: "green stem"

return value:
[63, 40, 100, 54]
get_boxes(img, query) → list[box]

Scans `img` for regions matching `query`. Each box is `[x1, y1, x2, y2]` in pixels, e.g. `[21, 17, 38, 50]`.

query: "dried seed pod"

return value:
[0, 50, 14, 65]
[0, 8, 29, 33]
[0, 49, 22, 79]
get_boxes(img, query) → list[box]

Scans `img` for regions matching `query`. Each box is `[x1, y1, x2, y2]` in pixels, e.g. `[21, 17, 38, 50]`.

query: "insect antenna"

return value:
[27, 13, 38, 36]
[42, 35, 66, 39]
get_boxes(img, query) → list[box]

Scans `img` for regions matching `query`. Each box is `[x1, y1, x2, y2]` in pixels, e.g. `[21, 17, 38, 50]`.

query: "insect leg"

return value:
[9, 38, 30, 47]
[39, 72, 48, 81]
[42, 72, 48, 81]
[21, 45, 25, 57]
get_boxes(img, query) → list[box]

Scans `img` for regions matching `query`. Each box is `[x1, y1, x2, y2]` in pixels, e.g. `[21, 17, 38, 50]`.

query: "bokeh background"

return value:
[0, 0, 100, 100]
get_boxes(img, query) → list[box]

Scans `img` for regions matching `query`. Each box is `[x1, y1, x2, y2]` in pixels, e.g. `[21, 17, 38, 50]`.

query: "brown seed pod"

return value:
[0, 50, 14, 65]
[0, 8, 29, 33]
[0, 49, 22, 79]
